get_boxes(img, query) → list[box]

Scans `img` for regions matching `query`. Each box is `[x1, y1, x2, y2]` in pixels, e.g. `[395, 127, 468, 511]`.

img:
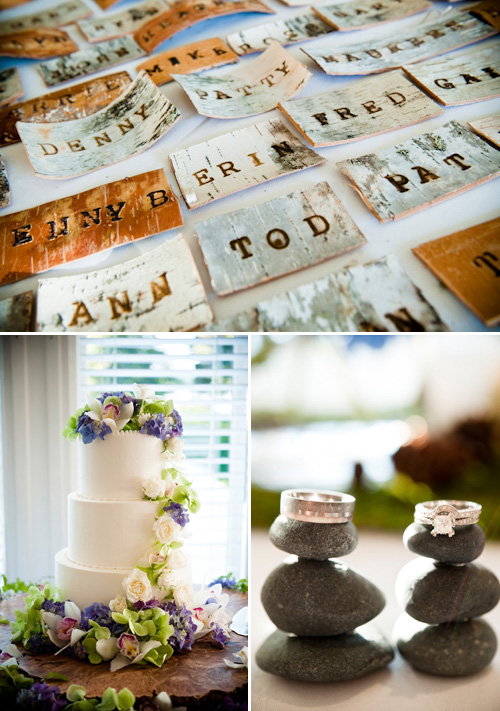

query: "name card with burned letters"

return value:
[469, 113, 500, 148]
[0, 28, 78, 60]
[279, 70, 443, 146]
[470, 0, 500, 31]
[196, 181, 367, 295]
[173, 43, 310, 119]
[0, 157, 10, 209]
[0, 169, 182, 287]
[169, 118, 325, 209]
[36, 235, 213, 333]
[313, 0, 432, 32]
[17, 72, 180, 179]
[0, 68, 23, 108]
[337, 121, 500, 221]
[78, 0, 168, 43]
[0, 292, 33, 332]
[0, 0, 91, 34]
[303, 8, 498, 74]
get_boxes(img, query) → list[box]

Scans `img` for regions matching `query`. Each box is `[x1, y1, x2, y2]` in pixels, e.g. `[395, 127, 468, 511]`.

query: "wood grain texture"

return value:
[0, 67, 23, 108]
[0, 28, 78, 59]
[413, 217, 500, 326]
[134, 0, 274, 53]
[17, 72, 180, 179]
[313, 0, 431, 32]
[0, 72, 132, 148]
[0, 291, 33, 331]
[206, 254, 449, 331]
[0, 169, 182, 286]
[0, 157, 10, 208]
[78, 0, 168, 43]
[0, 0, 91, 35]
[470, 0, 500, 30]
[170, 117, 325, 209]
[227, 11, 332, 55]
[302, 8, 498, 74]
[173, 43, 310, 118]
[38, 36, 146, 87]
[337, 120, 500, 222]
[36, 234, 214, 332]
[403, 39, 500, 105]
[136, 37, 239, 85]
[196, 180, 366, 294]
[279, 69, 443, 146]
[468, 113, 500, 147]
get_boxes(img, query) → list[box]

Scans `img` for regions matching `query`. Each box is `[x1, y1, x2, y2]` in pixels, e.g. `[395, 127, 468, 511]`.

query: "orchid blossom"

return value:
[42, 601, 86, 654]
[86, 393, 134, 433]
[109, 636, 162, 672]
[224, 646, 248, 669]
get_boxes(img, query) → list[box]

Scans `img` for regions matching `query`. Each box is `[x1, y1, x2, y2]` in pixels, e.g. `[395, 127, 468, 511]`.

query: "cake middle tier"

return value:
[67, 493, 159, 568]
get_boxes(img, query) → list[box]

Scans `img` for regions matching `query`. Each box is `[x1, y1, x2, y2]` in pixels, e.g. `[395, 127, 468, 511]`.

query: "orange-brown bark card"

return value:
[0, 28, 78, 59]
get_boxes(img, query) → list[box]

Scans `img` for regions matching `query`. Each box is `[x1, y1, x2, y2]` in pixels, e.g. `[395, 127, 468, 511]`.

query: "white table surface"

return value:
[251, 527, 500, 711]
[0, 0, 499, 332]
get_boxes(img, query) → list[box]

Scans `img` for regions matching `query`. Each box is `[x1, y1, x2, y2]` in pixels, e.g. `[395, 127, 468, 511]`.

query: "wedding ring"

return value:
[280, 489, 355, 524]
[414, 500, 481, 538]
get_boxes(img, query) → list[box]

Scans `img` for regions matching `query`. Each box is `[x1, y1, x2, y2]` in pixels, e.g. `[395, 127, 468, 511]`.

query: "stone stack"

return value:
[395, 517, 500, 676]
[256, 506, 394, 682]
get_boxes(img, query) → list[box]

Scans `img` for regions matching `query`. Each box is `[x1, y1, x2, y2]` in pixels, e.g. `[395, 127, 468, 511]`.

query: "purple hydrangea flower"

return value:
[139, 702, 159, 711]
[166, 409, 183, 438]
[98, 392, 142, 414]
[209, 576, 236, 590]
[71, 640, 87, 660]
[42, 598, 66, 616]
[140, 413, 169, 440]
[163, 502, 189, 527]
[76, 412, 112, 444]
[216, 697, 248, 711]
[210, 624, 229, 648]
[161, 601, 197, 651]
[27, 633, 58, 654]
[80, 602, 114, 631]
[133, 599, 161, 611]
[16, 682, 67, 711]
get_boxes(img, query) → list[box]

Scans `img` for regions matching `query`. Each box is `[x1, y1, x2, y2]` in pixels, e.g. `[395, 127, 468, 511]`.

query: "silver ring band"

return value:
[280, 489, 355, 524]
[414, 500, 481, 537]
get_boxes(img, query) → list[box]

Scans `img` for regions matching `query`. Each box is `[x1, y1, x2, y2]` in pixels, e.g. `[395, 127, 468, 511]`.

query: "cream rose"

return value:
[166, 550, 187, 569]
[157, 570, 175, 590]
[123, 568, 153, 603]
[109, 595, 128, 613]
[142, 477, 166, 499]
[153, 515, 182, 545]
[166, 437, 183, 455]
[173, 581, 194, 610]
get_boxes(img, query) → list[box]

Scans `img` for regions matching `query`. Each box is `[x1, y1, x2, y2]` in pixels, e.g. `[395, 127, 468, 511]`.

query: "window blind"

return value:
[76, 335, 248, 584]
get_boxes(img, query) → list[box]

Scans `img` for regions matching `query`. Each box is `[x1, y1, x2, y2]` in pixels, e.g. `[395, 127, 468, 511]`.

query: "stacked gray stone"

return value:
[395, 520, 500, 676]
[256, 514, 394, 682]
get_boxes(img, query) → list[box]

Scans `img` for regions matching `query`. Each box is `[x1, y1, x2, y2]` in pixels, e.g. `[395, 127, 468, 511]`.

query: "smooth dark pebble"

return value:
[269, 515, 358, 560]
[403, 522, 485, 564]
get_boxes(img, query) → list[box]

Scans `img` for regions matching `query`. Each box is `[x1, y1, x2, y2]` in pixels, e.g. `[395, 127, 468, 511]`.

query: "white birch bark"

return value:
[0, 67, 23, 107]
[0, 0, 91, 34]
[468, 113, 500, 148]
[313, 0, 431, 32]
[0, 157, 10, 208]
[0, 291, 33, 331]
[78, 0, 168, 43]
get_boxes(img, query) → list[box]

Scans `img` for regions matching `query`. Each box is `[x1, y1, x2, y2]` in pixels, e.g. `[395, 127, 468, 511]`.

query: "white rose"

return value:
[166, 551, 187, 570]
[173, 581, 194, 610]
[123, 568, 153, 603]
[153, 515, 182, 545]
[157, 571, 175, 590]
[142, 477, 166, 499]
[166, 437, 183, 455]
[109, 595, 128, 613]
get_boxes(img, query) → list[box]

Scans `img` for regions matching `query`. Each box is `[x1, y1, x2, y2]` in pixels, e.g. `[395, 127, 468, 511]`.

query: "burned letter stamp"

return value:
[0, 169, 182, 286]
[196, 181, 366, 295]
[0, 67, 23, 108]
[0, 291, 33, 332]
[173, 43, 311, 118]
[36, 235, 213, 333]
[0, 28, 78, 60]
[227, 11, 332, 55]
[337, 121, 500, 221]
[17, 72, 180, 179]
[169, 118, 325, 209]
[78, 0, 168, 43]
[313, 0, 431, 31]
[470, 0, 500, 31]
[413, 217, 500, 327]
[468, 113, 500, 148]
[0, 0, 91, 34]
[0, 157, 10, 208]
[279, 70, 443, 146]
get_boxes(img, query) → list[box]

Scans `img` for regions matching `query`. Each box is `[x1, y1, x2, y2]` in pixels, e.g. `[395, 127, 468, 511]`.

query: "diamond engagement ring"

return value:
[414, 500, 482, 538]
[280, 489, 355, 524]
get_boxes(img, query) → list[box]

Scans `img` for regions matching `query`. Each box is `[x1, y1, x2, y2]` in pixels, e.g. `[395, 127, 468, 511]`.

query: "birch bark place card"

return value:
[0, 157, 10, 208]
[337, 121, 500, 222]
[403, 39, 500, 105]
[226, 11, 333, 55]
[0, 169, 182, 286]
[169, 118, 325, 209]
[413, 217, 500, 327]
[0, 71, 132, 148]
[302, 8, 498, 75]
[0, 67, 23, 108]
[468, 113, 500, 147]
[0, 0, 91, 34]
[134, 0, 274, 53]
[36, 235, 214, 332]
[0, 0, 32, 9]
[173, 43, 311, 119]
[78, 0, 168, 43]
[470, 0, 500, 31]
[196, 181, 366, 295]
[17, 72, 180, 179]
[0, 291, 33, 332]
[136, 37, 239, 85]
[0, 28, 78, 59]
[313, 0, 432, 32]
[279, 69, 443, 147]
[38, 37, 146, 87]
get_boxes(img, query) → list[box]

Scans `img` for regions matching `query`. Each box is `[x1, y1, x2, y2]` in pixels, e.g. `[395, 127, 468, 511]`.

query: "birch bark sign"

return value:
[0, 0, 91, 34]
[136, 37, 239, 85]
[0, 291, 33, 332]
[0, 169, 182, 286]
[78, 0, 168, 43]
[17, 72, 180, 179]
[0, 157, 10, 209]
[470, 0, 500, 31]
[313, 0, 432, 32]
[173, 43, 311, 118]
[169, 118, 325, 209]
[468, 114, 500, 147]
[413, 217, 500, 327]
[0, 72, 132, 148]
[134, 0, 274, 53]
[279, 70, 443, 146]
[196, 181, 366, 294]
[337, 121, 500, 222]
[0, 68, 23, 108]
[36, 235, 214, 333]
[226, 12, 333, 55]
[403, 40, 500, 105]
[38, 37, 146, 87]
[0, 28, 78, 59]
[302, 9, 498, 74]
